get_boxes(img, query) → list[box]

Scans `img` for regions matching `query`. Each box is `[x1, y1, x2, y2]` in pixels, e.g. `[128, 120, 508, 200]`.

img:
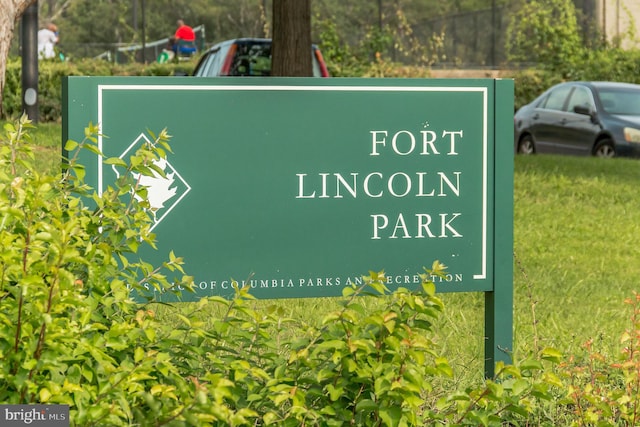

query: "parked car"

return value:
[192, 38, 330, 78]
[514, 81, 640, 158]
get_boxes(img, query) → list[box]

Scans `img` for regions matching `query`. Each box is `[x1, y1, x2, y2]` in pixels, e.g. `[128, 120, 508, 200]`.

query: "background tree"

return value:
[38, 0, 72, 22]
[506, 0, 583, 75]
[62, 0, 132, 50]
[51, 0, 511, 60]
[271, 0, 312, 76]
[0, 0, 37, 118]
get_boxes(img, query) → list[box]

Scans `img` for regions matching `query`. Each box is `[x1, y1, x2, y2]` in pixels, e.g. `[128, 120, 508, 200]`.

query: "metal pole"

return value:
[133, 0, 138, 32]
[21, 1, 39, 122]
[141, 0, 146, 63]
[491, 0, 496, 67]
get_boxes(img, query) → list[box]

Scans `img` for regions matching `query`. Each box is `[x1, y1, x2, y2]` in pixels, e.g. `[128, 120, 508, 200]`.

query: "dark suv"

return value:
[192, 38, 330, 78]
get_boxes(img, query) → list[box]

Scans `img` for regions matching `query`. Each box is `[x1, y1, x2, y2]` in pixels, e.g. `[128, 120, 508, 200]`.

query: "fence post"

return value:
[21, 2, 38, 122]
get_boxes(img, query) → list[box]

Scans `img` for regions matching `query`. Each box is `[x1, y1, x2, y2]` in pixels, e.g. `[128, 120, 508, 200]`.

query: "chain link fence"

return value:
[410, 7, 509, 68]
[25, 5, 600, 68]
[57, 25, 206, 64]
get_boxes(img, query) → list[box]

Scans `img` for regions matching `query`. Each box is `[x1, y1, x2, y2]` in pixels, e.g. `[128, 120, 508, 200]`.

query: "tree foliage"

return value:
[505, 0, 583, 75]
[10, 0, 509, 59]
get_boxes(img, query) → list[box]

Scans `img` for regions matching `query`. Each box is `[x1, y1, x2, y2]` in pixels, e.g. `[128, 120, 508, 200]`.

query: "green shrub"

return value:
[1, 58, 195, 123]
[504, 0, 640, 110]
[0, 117, 567, 425]
[574, 47, 640, 83]
[0, 117, 467, 425]
[506, 0, 583, 77]
[5, 115, 640, 425]
[558, 293, 640, 425]
[0, 116, 215, 425]
[510, 45, 640, 111]
[511, 69, 562, 111]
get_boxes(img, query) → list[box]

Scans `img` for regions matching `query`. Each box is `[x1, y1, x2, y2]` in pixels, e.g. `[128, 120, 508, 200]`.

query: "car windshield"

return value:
[229, 41, 324, 77]
[230, 42, 272, 76]
[597, 87, 640, 115]
[194, 39, 326, 77]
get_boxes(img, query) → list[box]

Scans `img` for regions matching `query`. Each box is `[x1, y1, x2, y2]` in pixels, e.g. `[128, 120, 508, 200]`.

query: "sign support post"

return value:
[484, 78, 514, 377]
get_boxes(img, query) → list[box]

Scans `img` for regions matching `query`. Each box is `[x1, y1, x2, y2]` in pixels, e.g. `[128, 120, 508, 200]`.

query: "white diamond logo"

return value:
[113, 133, 191, 231]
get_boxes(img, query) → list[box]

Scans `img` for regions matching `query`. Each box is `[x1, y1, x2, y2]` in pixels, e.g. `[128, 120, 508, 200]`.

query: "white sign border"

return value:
[97, 84, 488, 280]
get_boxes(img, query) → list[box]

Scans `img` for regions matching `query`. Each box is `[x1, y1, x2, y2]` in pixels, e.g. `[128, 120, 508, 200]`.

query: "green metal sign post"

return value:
[63, 77, 513, 377]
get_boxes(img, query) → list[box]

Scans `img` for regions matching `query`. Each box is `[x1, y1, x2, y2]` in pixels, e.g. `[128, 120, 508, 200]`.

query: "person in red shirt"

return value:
[172, 19, 197, 56]
[174, 20, 195, 42]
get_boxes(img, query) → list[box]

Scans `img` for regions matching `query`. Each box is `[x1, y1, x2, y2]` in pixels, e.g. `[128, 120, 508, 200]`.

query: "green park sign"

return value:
[63, 77, 514, 374]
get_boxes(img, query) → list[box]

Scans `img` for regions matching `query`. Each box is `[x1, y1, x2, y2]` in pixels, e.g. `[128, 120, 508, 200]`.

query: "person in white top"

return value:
[37, 23, 59, 59]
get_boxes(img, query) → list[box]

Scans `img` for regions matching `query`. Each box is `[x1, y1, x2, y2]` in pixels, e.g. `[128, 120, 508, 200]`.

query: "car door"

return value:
[560, 85, 600, 155]
[529, 85, 573, 153]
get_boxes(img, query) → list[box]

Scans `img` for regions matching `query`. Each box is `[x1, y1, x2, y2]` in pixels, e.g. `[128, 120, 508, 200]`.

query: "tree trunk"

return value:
[0, 0, 37, 118]
[271, 0, 312, 77]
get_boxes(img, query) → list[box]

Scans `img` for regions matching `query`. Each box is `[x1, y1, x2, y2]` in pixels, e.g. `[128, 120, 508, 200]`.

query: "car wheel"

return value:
[593, 139, 615, 158]
[517, 135, 535, 155]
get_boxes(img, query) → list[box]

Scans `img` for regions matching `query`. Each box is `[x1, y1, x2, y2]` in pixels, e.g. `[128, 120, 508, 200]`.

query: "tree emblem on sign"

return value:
[132, 157, 178, 221]
[113, 133, 191, 231]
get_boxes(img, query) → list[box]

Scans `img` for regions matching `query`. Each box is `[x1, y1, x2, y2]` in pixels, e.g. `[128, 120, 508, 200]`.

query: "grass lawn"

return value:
[262, 153, 640, 383]
[513, 155, 640, 356]
[6, 118, 640, 382]
[1, 119, 62, 172]
[437, 153, 640, 381]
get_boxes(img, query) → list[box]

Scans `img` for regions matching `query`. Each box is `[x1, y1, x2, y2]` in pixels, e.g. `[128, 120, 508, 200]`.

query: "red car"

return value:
[192, 38, 330, 78]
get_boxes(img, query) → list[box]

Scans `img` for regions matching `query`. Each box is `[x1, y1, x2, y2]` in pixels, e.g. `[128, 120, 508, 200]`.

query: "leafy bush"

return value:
[0, 117, 211, 425]
[505, 0, 640, 110]
[505, 0, 583, 77]
[559, 293, 640, 425]
[510, 44, 640, 111]
[5, 116, 640, 425]
[1, 58, 195, 123]
[571, 47, 640, 83]
[0, 116, 567, 425]
[316, 16, 435, 78]
[511, 69, 562, 111]
[0, 117, 486, 425]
